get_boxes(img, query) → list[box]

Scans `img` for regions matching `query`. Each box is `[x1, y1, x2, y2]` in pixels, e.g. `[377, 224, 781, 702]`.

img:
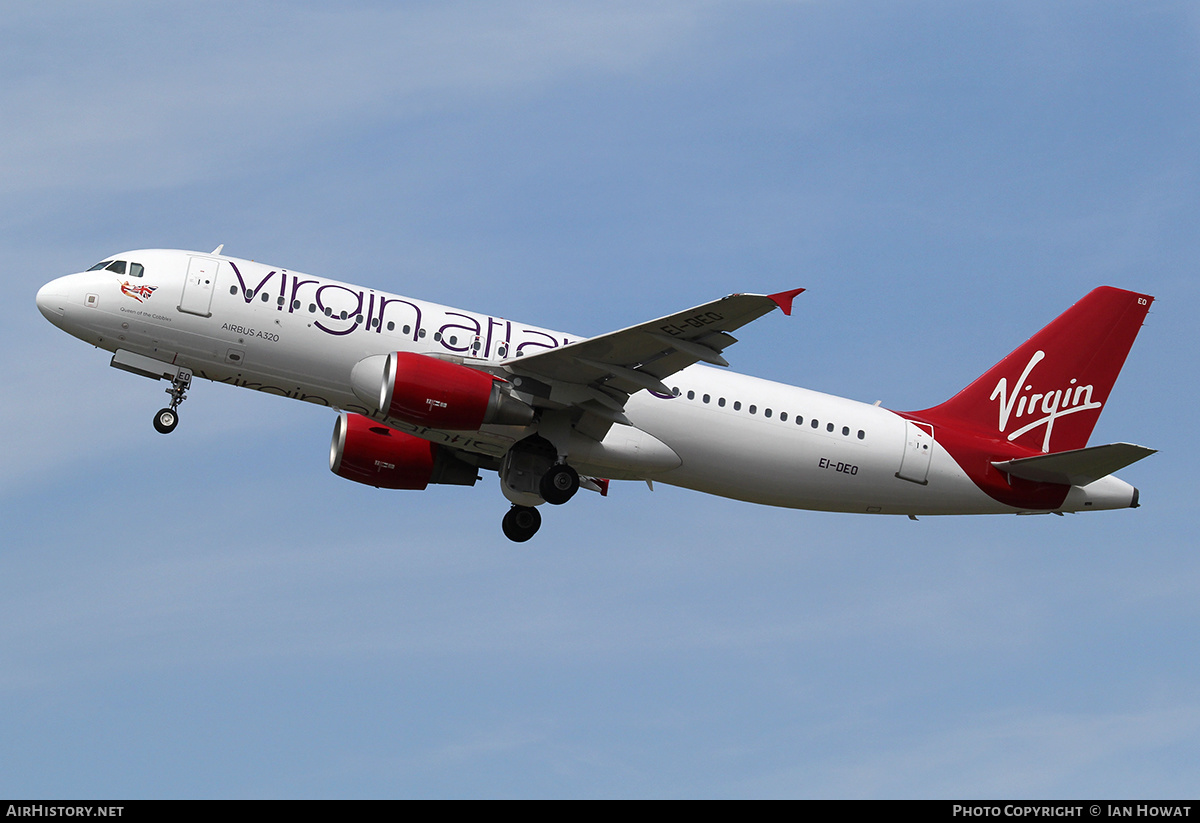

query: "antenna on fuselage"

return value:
[211, 244, 224, 255]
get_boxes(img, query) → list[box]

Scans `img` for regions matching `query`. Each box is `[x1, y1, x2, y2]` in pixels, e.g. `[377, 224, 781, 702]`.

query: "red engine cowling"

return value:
[379, 352, 533, 430]
[330, 413, 478, 489]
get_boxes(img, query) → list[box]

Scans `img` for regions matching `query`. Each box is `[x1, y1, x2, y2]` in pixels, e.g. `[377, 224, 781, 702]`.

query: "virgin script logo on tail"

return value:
[989, 350, 1102, 452]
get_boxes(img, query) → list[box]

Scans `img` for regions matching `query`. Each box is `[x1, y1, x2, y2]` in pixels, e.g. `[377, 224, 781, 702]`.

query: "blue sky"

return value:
[3, 1, 1198, 798]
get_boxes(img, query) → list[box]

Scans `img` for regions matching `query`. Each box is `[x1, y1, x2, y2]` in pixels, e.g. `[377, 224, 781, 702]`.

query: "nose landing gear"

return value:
[153, 368, 192, 434]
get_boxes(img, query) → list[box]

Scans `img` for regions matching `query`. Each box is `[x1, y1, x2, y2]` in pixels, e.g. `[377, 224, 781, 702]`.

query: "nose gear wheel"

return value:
[153, 408, 178, 434]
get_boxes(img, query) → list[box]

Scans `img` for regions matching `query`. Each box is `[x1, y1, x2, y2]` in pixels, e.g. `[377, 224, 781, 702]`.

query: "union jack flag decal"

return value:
[120, 281, 157, 303]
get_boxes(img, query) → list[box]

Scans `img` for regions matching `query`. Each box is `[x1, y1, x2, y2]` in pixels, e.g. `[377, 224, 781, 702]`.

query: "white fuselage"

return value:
[36, 249, 1138, 516]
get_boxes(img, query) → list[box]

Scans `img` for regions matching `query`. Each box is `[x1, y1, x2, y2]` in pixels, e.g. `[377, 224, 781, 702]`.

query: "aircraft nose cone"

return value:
[36, 277, 71, 324]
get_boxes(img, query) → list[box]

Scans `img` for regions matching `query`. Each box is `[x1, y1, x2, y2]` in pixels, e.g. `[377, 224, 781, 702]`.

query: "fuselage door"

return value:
[896, 420, 934, 485]
[179, 256, 219, 317]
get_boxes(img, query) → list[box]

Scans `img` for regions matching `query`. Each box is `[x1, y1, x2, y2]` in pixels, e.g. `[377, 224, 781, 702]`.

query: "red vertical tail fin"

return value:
[917, 286, 1153, 453]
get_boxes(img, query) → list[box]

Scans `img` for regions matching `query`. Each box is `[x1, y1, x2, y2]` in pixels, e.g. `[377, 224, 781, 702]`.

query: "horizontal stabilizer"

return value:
[992, 442, 1156, 486]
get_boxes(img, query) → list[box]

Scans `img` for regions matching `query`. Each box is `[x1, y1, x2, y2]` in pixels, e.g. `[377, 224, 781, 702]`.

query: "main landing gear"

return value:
[539, 463, 579, 505]
[153, 368, 192, 434]
[497, 433, 586, 542]
[499, 463, 583, 541]
[502, 505, 542, 542]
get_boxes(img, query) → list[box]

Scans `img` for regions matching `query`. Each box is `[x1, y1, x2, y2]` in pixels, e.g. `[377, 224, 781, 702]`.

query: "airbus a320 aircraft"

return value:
[36, 248, 1155, 541]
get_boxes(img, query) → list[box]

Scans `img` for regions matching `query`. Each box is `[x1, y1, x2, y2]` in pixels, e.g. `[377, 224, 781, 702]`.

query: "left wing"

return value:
[499, 288, 803, 428]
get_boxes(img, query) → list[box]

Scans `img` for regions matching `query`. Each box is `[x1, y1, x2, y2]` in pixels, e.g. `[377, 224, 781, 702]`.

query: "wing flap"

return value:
[992, 442, 1156, 486]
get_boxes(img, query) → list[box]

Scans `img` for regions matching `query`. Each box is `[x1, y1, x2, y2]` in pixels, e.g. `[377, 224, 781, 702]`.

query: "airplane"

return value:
[35, 247, 1155, 542]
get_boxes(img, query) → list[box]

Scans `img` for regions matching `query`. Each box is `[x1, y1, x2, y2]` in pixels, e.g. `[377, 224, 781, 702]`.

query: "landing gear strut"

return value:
[502, 505, 542, 542]
[153, 368, 192, 434]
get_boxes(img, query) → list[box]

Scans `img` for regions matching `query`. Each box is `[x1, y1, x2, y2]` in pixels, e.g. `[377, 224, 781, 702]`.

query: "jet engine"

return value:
[353, 352, 534, 430]
[330, 412, 478, 489]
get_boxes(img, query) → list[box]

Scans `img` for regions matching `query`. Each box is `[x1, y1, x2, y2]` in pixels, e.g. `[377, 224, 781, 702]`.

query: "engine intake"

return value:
[330, 412, 478, 489]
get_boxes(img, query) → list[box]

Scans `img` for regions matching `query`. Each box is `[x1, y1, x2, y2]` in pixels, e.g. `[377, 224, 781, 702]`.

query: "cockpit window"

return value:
[129, 262, 144, 278]
[105, 260, 127, 275]
[87, 261, 113, 271]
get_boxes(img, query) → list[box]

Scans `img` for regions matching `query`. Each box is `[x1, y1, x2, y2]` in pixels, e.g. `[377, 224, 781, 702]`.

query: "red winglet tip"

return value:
[768, 288, 806, 316]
